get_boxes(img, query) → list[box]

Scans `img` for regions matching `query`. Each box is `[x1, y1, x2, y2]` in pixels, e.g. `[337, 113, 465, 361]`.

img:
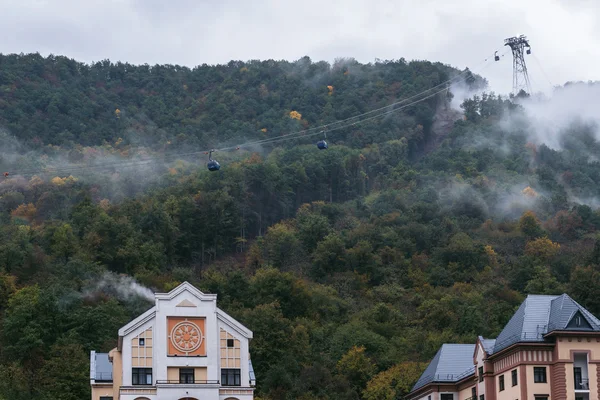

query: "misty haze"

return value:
[1, 1, 600, 400]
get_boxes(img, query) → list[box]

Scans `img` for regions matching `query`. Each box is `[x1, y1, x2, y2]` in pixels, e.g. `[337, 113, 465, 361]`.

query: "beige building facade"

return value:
[90, 282, 256, 400]
[407, 294, 600, 400]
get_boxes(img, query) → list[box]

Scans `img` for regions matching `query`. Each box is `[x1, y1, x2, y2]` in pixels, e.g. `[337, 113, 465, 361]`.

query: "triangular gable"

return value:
[217, 307, 253, 339]
[566, 310, 594, 330]
[117, 306, 157, 348]
[473, 337, 483, 363]
[176, 299, 197, 307]
[155, 281, 217, 303]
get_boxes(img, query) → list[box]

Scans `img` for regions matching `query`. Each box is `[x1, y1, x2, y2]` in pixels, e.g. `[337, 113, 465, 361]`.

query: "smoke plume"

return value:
[87, 272, 155, 302]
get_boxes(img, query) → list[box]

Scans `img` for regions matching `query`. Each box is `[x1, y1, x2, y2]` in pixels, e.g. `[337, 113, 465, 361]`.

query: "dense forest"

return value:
[1, 53, 600, 400]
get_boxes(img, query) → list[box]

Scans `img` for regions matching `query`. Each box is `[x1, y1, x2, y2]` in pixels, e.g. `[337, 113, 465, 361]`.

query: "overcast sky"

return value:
[2, 0, 599, 95]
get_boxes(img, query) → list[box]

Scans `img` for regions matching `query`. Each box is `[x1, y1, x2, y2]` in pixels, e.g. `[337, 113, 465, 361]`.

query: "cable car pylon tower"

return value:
[504, 35, 532, 95]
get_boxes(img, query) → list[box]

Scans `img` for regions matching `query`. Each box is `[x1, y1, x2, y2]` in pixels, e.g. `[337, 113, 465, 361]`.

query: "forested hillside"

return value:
[1, 53, 600, 400]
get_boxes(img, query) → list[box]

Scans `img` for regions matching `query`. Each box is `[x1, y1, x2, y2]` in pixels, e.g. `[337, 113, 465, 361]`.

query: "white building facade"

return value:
[90, 282, 255, 400]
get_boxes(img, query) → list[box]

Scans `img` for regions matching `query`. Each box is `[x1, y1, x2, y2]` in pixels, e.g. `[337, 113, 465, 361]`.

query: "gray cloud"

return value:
[1, 0, 599, 95]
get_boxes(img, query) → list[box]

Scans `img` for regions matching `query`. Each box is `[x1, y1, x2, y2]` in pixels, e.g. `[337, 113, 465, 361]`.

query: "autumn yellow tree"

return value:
[336, 346, 376, 392]
[522, 186, 538, 197]
[484, 245, 499, 268]
[289, 110, 302, 120]
[519, 210, 544, 238]
[11, 203, 37, 220]
[363, 362, 424, 400]
[525, 236, 560, 261]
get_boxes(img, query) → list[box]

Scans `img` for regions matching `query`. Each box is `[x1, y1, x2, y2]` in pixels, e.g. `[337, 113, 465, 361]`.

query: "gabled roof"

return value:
[117, 282, 252, 343]
[478, 336, 496, 355]
[493, 294, 600, 353]
[548, 294, 600, 332]
[155, 281, 218, 302]
[411, 344, 476, 392]
[118, 305, 156, 337]
[217, 307, 253, 339]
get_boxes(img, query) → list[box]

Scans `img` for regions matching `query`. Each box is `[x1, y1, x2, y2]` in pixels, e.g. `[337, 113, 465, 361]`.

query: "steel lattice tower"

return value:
[504, 35, 532, 94]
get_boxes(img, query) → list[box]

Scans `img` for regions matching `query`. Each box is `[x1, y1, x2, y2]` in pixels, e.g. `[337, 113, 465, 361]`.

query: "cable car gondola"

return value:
[207, 150, 220, 171]
[317, 131, 328, 150]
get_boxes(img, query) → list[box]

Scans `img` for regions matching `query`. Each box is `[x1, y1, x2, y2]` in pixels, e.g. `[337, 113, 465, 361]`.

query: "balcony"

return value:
[156, 380, 220, 385]
[94, 372, 113, 382]
[575, 378, 590, 390]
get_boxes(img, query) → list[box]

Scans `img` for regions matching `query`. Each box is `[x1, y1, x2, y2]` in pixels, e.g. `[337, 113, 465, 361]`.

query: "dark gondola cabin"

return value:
[317, 140, 328, 150]
[207, 150, 220, 171]
[208, 160, 220, 171]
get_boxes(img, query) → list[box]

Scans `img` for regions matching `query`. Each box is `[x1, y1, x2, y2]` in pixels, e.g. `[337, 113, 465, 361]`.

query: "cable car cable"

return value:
[5, 51, 506, 177]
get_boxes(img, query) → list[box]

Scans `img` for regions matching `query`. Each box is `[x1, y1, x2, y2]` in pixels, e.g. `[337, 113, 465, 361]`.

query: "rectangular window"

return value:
[499, 374, 505, 391]
[479, 366, 484, 382]
[180, 368, 194, 384]
[428, 396, 431, 400]
[221, 368, 241, 386]
[99, 397, 113, 400]
[534, 367, 547, 383]
[227, 338, 235, 348]
[440, 394, 453, 400]
[479, 395, 484, 400]
[534, 397, 548, 400]
[471, 387, 476, 398]
[512, 369, 518, 386]
[132, 368, 152, 385]
[139, 338, 145, 346]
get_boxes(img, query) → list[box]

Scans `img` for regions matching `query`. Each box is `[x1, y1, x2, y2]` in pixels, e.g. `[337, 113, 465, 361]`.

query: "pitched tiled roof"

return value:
[411, 344, 476, 391]
[493, 294, 600, 353]
[480, 337, 496, 355]
[548, 294, 600, 332]
[410, 293, 600, 397]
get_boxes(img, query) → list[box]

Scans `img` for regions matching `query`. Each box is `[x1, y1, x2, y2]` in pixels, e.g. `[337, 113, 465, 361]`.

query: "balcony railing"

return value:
[94, 372, 113, 382]
[575, 378, 590, 390]
[156, 380, 220, 385]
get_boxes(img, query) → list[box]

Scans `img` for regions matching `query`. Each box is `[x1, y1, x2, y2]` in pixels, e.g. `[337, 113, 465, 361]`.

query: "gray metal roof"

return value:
[249, 359, 256, 382]
[410, 293, 600, 395]
[548, 294, 600, 332]
[411, 344, 476, 392]
[93, 353, 113, 382]
[479, 336, 496, 355]
[493, 294, 600, 353]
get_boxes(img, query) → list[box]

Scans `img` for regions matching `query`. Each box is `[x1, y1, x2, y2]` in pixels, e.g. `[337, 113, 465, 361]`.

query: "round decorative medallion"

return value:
[170, 321, 203, 352]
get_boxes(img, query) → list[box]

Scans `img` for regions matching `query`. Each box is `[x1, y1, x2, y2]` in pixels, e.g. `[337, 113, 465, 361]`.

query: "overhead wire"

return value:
[530, 53, 554, 90]
[5, 50, 507, 177]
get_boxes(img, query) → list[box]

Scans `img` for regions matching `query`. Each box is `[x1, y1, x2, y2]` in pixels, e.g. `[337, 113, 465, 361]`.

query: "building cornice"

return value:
[117, 306, 156, 349]
[544, 330, 600, 338]
[486, 341, 554, 361]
